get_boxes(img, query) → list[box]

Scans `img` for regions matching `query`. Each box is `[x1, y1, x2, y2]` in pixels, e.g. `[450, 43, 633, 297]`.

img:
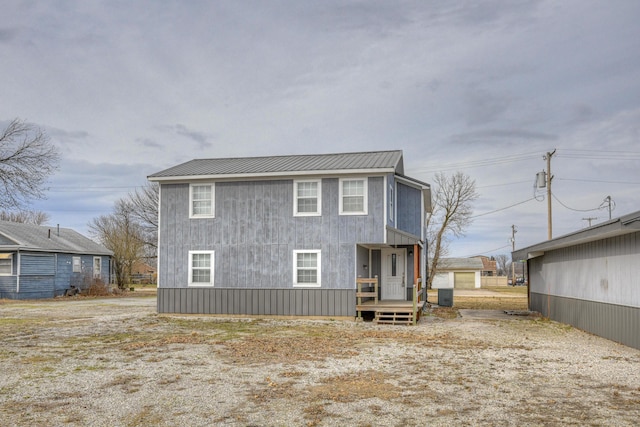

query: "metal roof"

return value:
[434, 257, 485, 271]
[513, 209, 640, 260]
[0, 221, 112, 255]
[148, 150, 404, 180]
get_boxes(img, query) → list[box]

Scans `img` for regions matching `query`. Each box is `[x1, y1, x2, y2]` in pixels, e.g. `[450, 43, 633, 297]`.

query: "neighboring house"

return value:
[431, 257, 484, 289]
[0, 221, 113, 299]
[513, 210, 640, 349]
[131, 259, 157, 284]
[148, 150, 431, 319]
[477, 256, 497, 276]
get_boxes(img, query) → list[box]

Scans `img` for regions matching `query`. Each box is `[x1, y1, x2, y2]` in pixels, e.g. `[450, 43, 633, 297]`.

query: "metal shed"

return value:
[513, 210, 640, 349]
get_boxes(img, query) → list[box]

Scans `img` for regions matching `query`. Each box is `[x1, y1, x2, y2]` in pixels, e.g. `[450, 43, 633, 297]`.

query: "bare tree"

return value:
[124, 182, 158, 250]
[0, 210, 50, 225]
[88, 200, 145, 289]
[494, 254, 510, 276]
[426, 171, 479, 288]
[0, 119, 60, 210]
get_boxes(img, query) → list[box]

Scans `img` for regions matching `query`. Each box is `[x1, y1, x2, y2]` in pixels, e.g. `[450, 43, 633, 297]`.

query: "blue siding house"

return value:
[0, 221, 112, 299]
[148, 150, 431, 319]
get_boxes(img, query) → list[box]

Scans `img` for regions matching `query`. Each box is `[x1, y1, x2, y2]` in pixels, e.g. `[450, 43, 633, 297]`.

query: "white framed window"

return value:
[339, 178, 367, 215]
[93, 257, 102, 279]
[72, 256, 82, 273]
[190, 183, 215, 218]
[0, 254, 12, 275]
[189, 250, 215, 286]
[294, 179, 321, 216]
[293, 250, 321, 287]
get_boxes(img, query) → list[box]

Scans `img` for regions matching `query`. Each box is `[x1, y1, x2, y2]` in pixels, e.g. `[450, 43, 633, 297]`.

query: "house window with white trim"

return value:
[189, 251, 214, 286]
[294, 180, 321, 216]
[190, 183, 215, 218]
[0, 254, 12, 275]
[72, 256, 81, 273]
[293, 250, 321, 287]
[339, 178, 367, 215]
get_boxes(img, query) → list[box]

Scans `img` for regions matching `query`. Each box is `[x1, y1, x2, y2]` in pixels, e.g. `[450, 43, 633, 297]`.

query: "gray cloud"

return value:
[0, 28, 18, 42]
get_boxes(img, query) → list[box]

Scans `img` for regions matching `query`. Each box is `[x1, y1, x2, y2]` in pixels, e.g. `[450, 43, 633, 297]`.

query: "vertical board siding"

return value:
[158, 288, 356, 317]
[158, 177, 386, 291]
[531, 292, 639, 350]
[396, 182, 422, 237]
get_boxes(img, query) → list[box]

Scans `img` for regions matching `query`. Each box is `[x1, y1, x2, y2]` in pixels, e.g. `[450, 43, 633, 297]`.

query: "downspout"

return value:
[16, 250, 20, 293]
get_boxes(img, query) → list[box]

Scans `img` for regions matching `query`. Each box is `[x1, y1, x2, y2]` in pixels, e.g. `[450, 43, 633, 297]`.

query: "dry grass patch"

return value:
[221, 334, 360, 364]
[453, 296, 528, 310]
[308, 370, 401, 403]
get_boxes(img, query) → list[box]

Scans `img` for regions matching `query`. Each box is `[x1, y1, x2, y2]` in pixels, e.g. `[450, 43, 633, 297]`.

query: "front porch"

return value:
[356, 277, 426, 325]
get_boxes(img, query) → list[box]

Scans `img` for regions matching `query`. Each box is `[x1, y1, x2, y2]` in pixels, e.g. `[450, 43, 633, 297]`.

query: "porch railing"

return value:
[356, 276, 378, 319]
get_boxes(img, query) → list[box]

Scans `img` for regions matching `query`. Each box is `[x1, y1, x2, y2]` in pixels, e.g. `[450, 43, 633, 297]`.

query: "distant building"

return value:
[431, 257, 484, 289]
[477, 255, 497, 276]
[0, 221, 112, 299]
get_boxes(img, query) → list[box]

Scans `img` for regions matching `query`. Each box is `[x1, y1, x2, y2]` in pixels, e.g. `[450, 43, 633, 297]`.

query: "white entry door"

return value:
[381, 248, 406, 300]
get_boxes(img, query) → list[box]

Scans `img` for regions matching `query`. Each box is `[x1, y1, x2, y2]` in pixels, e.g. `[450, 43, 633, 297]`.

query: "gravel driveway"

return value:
[1, 296, 638, 426]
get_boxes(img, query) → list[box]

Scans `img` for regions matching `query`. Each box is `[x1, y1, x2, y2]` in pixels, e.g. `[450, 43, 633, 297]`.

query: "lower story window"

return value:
[0, 254, 12, 275]
[189, 251, 214, 286]
[293, 250, 321, 287]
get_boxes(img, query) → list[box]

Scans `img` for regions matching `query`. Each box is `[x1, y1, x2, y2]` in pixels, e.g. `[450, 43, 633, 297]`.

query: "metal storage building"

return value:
[513, 210, 640, 349]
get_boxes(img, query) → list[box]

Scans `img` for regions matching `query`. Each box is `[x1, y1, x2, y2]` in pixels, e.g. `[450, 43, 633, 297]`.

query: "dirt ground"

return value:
[0, 291, 639, 426]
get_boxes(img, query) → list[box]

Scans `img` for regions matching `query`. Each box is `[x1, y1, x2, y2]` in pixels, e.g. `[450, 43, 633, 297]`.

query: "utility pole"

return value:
[604, 195, 612, 220]
[511, 224, 517, 283]
[582, 217, 598, 227]
[543, 149, 556, 240]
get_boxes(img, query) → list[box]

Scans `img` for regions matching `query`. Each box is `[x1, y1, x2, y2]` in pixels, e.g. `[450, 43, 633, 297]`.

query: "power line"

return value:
[409, 152, 540, 173]
[551, 192, 600, 212]
[477, 180, 531, 189]
[470, 197, 536, 219]
[460, 244, 512, 258]
[557, 177, 640, 185]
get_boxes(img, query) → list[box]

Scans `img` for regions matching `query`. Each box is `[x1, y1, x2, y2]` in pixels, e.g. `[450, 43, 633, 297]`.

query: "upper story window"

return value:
[294, 180, 321, 216]
[189, 250, 215, 286]
[339, 178, 367, 215]
[190, 183, 215, 218]
[0, 254, 12, 275]
[293, 250, 321, 287]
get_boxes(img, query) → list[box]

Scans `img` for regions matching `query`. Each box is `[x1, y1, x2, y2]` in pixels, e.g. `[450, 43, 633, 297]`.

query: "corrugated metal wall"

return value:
[158, 288, 356, 317]
[528, 231, 640, 349]
[531, 292, 639, 349]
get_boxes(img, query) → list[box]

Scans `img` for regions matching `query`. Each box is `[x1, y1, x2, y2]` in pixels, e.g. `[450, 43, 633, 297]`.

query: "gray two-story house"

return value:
[148, 150, 431, 319]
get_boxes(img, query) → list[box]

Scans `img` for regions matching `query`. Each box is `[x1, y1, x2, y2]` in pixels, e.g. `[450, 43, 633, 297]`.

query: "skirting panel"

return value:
[531, 292, 640, 350]
[158, 288, 357, 317]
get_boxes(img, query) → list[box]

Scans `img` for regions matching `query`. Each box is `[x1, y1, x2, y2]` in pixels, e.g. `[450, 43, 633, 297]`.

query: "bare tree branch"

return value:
[0, 118, 60, 209]
[0, 210, 50, 225]
[88, 201, 146, 289]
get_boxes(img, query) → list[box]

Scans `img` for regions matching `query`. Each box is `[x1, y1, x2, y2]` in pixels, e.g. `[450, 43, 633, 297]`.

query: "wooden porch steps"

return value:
[374, 310, 415, 325]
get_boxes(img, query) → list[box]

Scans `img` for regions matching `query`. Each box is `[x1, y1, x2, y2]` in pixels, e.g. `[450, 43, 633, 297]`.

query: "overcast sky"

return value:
[2, 0, 639, 258]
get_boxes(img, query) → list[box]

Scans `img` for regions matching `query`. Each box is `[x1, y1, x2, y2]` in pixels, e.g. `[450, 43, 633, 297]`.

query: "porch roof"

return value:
[386, 226, 421, 246]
